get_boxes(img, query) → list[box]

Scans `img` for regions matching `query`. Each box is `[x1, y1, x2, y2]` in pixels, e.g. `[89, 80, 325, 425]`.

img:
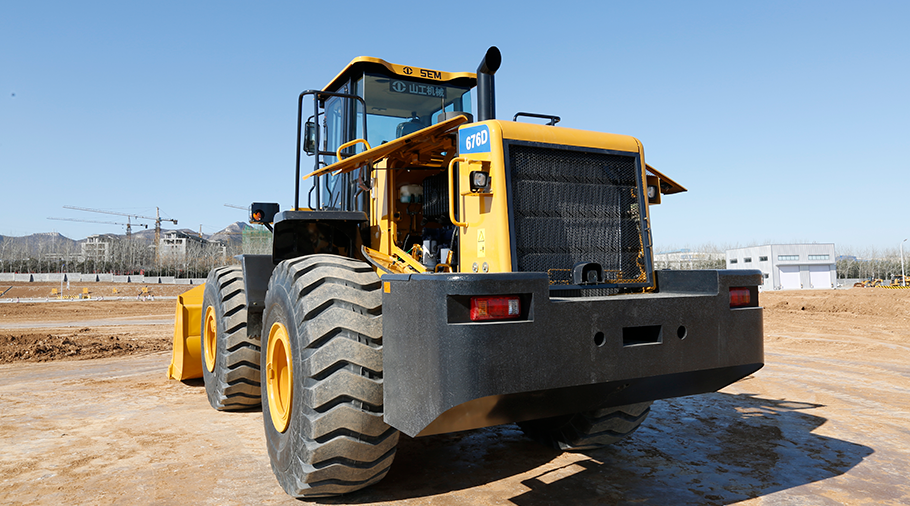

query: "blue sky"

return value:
[2, 1, 908, 251]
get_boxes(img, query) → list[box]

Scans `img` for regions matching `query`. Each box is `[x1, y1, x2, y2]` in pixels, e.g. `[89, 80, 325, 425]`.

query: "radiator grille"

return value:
[508, 144, 648, 287]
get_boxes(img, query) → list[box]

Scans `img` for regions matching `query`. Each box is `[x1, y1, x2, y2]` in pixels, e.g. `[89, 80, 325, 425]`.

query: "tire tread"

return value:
[263, 255, 398, 498]
[203, 265, 262, 411]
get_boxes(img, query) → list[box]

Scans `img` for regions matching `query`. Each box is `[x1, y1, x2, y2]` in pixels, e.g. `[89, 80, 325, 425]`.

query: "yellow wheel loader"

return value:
[169, 47, 764, 498]
[885, 275, 910, 288]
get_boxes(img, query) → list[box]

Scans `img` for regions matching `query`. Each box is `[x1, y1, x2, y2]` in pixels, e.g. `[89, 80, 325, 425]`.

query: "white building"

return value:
[159, 230, 226, 264]
[81, 234, 114, 263]
[725, 244, 837, 290]
[160, 231, 205, 263]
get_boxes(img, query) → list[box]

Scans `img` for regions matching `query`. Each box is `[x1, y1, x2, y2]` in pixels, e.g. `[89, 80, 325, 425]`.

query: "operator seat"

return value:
[396, 111, 425, 138]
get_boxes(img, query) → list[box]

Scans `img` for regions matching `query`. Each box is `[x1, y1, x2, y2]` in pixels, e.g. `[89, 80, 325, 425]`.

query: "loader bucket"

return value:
[167, 284, 205, 380]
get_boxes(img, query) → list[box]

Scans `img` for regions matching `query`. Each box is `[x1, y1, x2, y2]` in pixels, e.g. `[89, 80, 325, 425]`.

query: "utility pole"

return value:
[155, 207, 161, 267]
[901, 239, 907, 287]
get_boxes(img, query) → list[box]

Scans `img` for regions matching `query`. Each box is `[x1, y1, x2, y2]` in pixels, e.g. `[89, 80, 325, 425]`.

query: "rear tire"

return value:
[261, 255, 398, 498]
[201, 265, 262, 410]
[518, 401, 652, 451]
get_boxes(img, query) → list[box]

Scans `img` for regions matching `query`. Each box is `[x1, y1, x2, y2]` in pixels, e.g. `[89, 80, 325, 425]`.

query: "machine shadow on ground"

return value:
[509, 392, 874, 505]
[179, 377, 263, 412]
[321, 391, 872, 505]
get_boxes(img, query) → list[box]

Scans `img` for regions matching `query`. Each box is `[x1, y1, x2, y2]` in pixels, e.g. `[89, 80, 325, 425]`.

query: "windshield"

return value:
[357, 73, 472, 147]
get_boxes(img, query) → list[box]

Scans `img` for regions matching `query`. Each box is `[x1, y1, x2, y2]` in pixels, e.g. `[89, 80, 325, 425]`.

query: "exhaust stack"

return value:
[476, 46, 502, 122]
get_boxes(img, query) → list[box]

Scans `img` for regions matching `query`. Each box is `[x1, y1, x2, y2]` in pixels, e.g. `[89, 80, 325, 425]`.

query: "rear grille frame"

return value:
[503, 140, 654, 292]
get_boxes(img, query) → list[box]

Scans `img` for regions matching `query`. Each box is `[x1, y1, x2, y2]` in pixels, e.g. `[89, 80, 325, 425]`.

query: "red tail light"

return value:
[470, 296, 521, 321]
[729, 287, 751, 308]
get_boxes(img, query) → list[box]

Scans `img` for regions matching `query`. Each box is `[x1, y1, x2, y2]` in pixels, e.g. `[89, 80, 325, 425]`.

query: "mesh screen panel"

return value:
[508, 144, 647, 286]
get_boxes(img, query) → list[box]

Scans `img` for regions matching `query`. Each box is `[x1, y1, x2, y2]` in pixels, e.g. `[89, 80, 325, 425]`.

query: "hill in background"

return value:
[1, 222, 253, 247]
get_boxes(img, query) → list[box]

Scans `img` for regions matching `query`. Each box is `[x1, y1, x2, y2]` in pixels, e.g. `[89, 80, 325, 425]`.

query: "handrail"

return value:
[512, 111, 560, 125]
[335, 138, 372, 163]
[448, 157, 475, 228]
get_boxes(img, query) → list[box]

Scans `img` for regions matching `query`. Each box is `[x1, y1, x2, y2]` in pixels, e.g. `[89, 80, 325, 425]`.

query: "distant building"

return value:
[653, 249, 723, 270]
[160, 231, 210, 263]
[81, 234, 114, 263]
[158, 230, 227, 264]
[725, 244, 837, 290]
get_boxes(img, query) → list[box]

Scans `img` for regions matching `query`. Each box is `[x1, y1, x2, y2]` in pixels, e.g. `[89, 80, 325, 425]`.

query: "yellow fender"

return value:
[167, 284, 206, 380]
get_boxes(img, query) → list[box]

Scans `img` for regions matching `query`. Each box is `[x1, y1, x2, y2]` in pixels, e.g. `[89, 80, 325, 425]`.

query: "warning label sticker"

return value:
[477, 229, 486, 258]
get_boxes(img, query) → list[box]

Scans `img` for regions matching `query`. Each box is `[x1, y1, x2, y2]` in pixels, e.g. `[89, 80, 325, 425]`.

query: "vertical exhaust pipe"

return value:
[476, 46, 501, 122]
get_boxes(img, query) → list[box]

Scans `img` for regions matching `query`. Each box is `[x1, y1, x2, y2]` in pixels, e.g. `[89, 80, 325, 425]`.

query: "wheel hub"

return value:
[267, 322, 293, 433]
[203, 306, 217, 373]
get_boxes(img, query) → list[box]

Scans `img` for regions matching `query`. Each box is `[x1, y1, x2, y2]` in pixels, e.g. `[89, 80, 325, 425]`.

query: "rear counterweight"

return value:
[381, 269, 763, 437]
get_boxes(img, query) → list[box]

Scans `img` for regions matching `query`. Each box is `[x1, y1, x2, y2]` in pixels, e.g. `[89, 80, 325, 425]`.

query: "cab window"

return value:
[359, 73, 472, 148]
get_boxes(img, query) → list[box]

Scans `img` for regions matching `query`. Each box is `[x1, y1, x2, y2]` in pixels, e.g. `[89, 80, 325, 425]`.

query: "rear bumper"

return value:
[381, 269, 764, 437]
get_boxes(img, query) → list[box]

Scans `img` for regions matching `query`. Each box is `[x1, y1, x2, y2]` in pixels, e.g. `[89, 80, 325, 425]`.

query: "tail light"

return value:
[470, 296, 521, 321]
[729, 287, 752, 308]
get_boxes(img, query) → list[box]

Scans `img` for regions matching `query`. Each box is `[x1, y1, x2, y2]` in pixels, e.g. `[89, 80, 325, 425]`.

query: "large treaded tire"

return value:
[518, 401, 652, 451]
[201, 265, 262, 410]
[262, 255, 398, 498]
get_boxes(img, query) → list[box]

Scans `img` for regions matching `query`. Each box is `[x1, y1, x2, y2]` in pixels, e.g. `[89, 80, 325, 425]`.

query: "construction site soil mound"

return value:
[761, 287, 910, 319]
[0, 325, 171, 364]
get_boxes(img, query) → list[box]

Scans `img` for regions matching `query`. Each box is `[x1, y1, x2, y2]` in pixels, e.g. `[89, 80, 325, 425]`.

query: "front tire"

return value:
[518, 401, 652, 451]
[261, 255, 398, 498]
[201, 265, 262, 410]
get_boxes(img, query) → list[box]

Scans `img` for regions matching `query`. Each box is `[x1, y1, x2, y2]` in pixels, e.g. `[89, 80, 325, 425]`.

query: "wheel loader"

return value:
[168, 47, 764, 498]
[885, 275, 909, 288]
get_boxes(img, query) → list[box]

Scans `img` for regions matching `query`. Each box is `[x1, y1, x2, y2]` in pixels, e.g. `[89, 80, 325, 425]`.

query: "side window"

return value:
[323, 96, 345, 209]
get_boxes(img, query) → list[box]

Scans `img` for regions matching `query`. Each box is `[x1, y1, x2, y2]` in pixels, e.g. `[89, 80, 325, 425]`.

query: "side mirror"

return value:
[303, 121, 317, 155]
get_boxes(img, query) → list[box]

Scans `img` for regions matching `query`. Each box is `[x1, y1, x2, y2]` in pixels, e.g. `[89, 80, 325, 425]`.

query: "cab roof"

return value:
[324, 56, 477, 92]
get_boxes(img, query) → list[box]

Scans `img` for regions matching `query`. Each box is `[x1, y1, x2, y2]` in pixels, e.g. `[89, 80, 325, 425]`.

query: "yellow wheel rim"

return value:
[266, 322, 293, 433]
[203, 306, 217, 373]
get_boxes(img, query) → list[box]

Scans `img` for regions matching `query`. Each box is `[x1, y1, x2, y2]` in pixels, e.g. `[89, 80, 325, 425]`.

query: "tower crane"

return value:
[63, 205, 179, 265]
[47, 217, 149, 238]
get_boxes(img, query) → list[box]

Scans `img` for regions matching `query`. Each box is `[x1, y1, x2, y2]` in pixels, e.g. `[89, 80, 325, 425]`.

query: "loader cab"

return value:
[310, 57, 476, 211]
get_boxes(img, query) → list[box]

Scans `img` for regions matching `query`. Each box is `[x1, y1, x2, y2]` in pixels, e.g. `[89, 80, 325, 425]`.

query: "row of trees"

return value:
[0, 234, 256, 277]
[653, 244, 908, 281]
[835, 246, 908, 281]
[5, 235, 906, 280]
[652, 244, 727, 270]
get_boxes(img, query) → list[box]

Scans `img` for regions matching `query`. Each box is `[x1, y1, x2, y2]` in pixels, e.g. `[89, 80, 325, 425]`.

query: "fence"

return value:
[0, 273, 206, 284]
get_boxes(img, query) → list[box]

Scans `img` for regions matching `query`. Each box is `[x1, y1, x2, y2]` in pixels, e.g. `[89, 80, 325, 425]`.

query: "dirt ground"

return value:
[0, 281, 193, 300]
[1, 284, 909, 505]
[0, 284, 180, 363]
